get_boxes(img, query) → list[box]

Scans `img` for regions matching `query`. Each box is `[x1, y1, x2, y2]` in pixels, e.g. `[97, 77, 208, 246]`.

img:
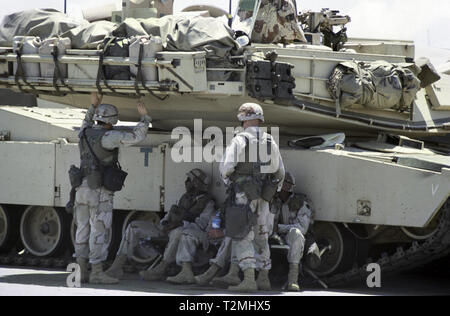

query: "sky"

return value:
[1, 0, 449, 65]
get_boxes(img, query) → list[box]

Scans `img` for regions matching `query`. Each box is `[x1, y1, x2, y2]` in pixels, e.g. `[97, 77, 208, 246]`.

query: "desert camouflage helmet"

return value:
[186, 168, 210, 191]
[282, 172, 296, 193]
[94, 104, 119, 125]
[237, 103, 265, 122]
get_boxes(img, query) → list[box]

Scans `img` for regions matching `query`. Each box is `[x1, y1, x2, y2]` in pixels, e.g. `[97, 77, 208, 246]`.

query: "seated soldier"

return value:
[270, 172, 314, 292]
[165, 203, 224, 284]
[105, 169, 212, 281]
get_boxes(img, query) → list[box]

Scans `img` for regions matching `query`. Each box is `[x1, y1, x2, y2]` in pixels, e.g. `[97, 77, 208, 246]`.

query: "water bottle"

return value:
[212, 212, 222, 229]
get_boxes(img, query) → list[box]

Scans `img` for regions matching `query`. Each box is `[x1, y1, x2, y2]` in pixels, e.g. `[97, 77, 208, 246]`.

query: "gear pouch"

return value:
[261, 179, 278, 202]
[225, 200, 257, 240]
[68, 165, 83, 188]
[103, 165, 128, 192]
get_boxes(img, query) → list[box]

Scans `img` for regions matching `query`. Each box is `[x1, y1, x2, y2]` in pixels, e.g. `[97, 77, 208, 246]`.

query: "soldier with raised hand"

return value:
[74, 92, 150, 284]
[105, 169, 213, 281]
[270, 172, 314, 292]
[220, 103, 285, 292]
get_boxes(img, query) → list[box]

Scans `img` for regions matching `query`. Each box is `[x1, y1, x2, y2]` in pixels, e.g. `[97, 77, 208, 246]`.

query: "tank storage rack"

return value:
[0, 36, 247, 97]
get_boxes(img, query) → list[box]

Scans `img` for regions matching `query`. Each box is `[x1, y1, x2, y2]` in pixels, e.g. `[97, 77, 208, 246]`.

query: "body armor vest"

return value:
[230, 132, 273, 200]
[79, 128, 116, 177]
[167, 192, 212, 224]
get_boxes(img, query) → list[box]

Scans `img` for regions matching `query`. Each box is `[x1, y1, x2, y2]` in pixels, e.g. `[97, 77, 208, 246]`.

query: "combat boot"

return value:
[139, 260, 168, 281]
[256, 269, 271, 291]
[89, 263, 119, 284]
[211, 263, 241, 287]
[228, 268, 257, 293]
[105, 254, 127, 280]
[167, 262, 196, 284]
[287, 264, 300, 292]
[211, 263, 241, 288]
[195, 264, 220, 285]
[76, 258, 89, 284]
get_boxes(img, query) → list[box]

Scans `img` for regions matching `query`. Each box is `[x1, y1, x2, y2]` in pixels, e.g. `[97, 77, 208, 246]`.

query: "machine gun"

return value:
[299, 8, 351, 51]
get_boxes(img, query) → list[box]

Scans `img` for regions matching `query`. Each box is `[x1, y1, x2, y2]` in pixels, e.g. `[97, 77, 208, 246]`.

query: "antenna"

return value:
[228, 0, 233, 27]
[64, 0, 67, 14]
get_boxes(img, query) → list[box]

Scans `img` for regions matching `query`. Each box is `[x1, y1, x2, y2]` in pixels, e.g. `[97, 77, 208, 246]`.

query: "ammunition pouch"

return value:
[103, 164, 128, 192]
[261, 177, 279, 202]
[225, 198, 257, 240]
[68, 165, 83, 188]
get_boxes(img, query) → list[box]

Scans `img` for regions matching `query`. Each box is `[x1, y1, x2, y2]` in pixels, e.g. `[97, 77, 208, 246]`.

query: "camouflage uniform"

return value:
[74, 105, 150, 265]
[175, 200, 217, 265]
[154, 0, 173, 17]
[272, 193, 313, 265]
[116, 192, 213, 263]
[210, 236, 234, 269]
[220, 126, 285, 272]
[251, 0, 307, 44]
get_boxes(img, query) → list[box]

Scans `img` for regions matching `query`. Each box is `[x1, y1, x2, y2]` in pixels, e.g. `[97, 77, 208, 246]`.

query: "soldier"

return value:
[270, 172, 314, 292]
[74, 92, 150, 284]
[154, 0, 174, 17]
[220, 103, 285, 292]
[165, 200, 220, 284]
[251, 0, 307, 44]
[105, 169, 213, 281]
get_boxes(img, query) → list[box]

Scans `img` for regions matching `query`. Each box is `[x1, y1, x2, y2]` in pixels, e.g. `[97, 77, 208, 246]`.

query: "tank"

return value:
[0, 0, 449, 287]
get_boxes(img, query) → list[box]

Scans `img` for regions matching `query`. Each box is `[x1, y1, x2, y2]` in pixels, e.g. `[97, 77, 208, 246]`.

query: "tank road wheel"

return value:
[312, 222, 357, 277]
[20, 206, 68, 257]
[0, 205, 20, 253]
[122, 211, 161, 264]
[401, 212, 441, 241]
[0, 205, 10, 252]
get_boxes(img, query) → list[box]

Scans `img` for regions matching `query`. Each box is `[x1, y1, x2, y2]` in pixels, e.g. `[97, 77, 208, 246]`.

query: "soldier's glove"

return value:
[65, 187, 77, 215]
[65, 201, 74, 215]
[269, 233, 285, 246]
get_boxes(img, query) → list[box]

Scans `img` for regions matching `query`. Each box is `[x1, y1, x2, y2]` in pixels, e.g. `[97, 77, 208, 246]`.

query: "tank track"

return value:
[320, 198, 450, 287]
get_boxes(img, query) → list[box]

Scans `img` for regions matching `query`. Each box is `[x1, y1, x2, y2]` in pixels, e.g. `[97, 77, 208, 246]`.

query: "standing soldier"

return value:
[74, 92, 150, 284]
[251, 0, 307, 44]
[220, 103, 285, 292]
[270, 172, 314, 292]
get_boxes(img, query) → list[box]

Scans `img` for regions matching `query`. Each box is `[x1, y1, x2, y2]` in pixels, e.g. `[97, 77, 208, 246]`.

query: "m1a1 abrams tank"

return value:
[0, 0, 449, 287]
